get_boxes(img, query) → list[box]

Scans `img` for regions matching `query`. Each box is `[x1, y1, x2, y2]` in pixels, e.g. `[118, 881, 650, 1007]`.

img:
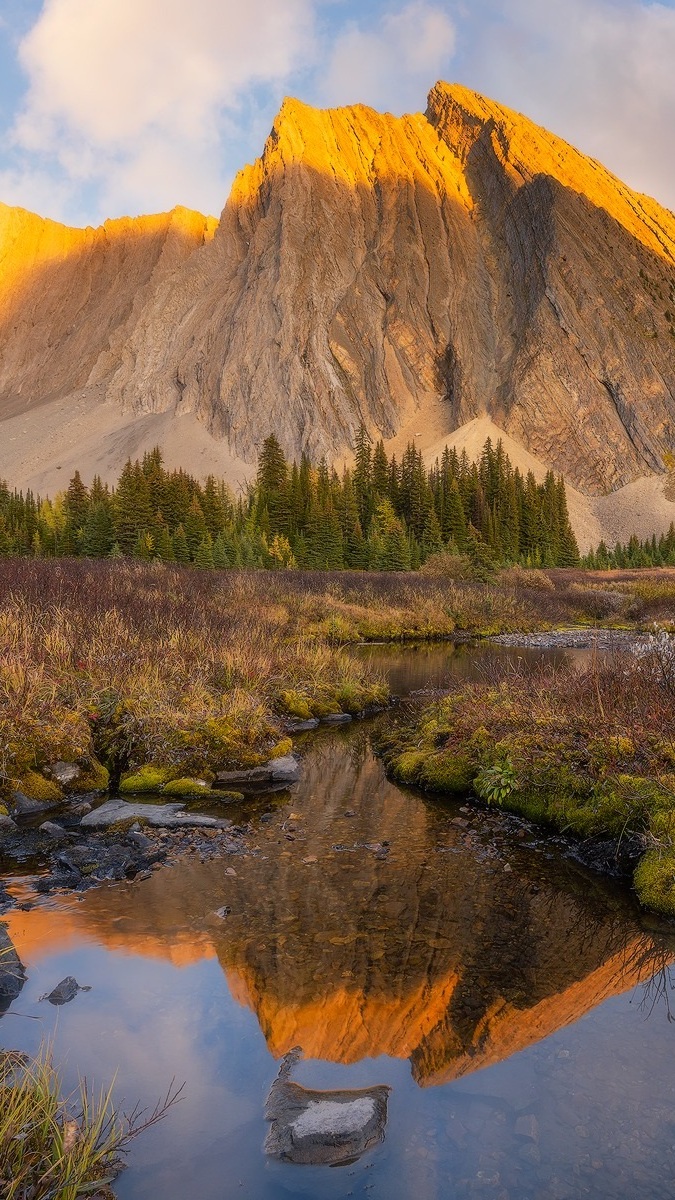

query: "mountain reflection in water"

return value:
[6, 727, 674, 1087]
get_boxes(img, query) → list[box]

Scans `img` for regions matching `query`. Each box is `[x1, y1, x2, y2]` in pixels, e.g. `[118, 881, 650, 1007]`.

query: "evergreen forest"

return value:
[0, 432, 586, 571]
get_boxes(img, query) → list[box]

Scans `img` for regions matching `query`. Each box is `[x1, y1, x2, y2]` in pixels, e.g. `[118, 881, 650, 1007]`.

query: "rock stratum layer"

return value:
[2, 82, 675, 521]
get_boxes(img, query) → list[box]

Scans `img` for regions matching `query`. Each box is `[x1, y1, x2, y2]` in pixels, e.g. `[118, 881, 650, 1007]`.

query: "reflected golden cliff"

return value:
[6, 733, 674, 1084]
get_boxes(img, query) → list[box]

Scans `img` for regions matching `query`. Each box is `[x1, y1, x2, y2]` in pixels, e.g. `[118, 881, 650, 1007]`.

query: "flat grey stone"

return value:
[216, 754, 299, 787]
[81, 799, 224, 829]
[321, 713, 352, 724]
[284, 719, 320, 732]
[11, 791, 56, 817]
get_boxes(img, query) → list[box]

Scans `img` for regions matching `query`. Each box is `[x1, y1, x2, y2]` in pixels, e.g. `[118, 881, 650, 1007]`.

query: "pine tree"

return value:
[193, 533, 215, 569]
[81, 502, 114, 558]
[172, 524, 190, 564]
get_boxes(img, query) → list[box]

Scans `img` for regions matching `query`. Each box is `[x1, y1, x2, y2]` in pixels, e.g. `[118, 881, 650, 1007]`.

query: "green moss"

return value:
[161, 777, 212, 797]
[635, 849, 675, 915]
[501, 788, 550, 824]
[160, 777, 243, 801]
[269, 737, 293, 760]
[0, 803, 9, 817]
[108, 816, 150, 834]
[119, 765, 177, 794]
[419, 751, 476, 795]
[278, 691, 312, 720]
[307, 699, 341, 718]
[390, 750, 428, 785]
[71, 758, 109, 793]
[16, 770, 63, 804]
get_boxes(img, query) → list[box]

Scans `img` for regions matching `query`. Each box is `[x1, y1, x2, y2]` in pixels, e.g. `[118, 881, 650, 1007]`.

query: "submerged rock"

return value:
[264, 1048, 390, 1166]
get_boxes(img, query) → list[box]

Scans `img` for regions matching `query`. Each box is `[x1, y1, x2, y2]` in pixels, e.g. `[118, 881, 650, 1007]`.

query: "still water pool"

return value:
[2, 644, 675, 1199]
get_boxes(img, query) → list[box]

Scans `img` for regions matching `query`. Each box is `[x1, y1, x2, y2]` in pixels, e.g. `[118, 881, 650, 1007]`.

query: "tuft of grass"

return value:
[0, 1043, 182, 1200]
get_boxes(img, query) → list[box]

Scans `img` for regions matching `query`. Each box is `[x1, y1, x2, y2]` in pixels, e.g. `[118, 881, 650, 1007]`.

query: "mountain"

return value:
[1, 83, 675, 546]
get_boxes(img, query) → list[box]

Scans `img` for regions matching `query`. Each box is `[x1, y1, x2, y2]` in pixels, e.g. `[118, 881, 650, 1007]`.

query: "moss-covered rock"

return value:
[635, 850, 675, 916]
[419, 751, 477, 794]
[269, 737, 293, 760]
[389, 750, 428, 785]
[15, 770, 63, 805]
[71, 758, 110, 793]
[278, 691, 313, 721]
[119, 766, 177, 794]
[160, 777, 243, 801]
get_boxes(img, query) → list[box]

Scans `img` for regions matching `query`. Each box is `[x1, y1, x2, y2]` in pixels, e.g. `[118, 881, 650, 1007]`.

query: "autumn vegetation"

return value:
[381, 623, 675, 915]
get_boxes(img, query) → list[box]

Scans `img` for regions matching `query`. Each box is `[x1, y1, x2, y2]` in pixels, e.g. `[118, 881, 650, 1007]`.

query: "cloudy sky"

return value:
[1, 0, 674, 225]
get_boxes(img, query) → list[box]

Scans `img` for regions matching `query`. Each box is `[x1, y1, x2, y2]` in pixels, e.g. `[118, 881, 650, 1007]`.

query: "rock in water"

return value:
[264, 1049, 390, 1166]
[43, 976, 91, 1005]
[0, 924, 26, 1011]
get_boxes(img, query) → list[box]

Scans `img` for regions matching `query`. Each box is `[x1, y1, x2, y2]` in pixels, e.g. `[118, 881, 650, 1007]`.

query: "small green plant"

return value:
[474, 758, 519, 806]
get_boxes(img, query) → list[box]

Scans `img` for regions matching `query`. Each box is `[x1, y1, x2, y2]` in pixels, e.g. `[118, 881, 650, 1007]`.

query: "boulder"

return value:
[0, 814, 17, 838]
[39, 821, 68, 841]
[11, 791, 56, 817]
[284, 719, 320, 733]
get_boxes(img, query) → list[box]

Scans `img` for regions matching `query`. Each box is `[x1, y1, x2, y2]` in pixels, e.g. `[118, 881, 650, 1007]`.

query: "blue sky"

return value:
[1, 0, 675, 225]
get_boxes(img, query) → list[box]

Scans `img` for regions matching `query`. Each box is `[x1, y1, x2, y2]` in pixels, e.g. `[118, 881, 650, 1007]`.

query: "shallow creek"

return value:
[3, 644, 675, 1199]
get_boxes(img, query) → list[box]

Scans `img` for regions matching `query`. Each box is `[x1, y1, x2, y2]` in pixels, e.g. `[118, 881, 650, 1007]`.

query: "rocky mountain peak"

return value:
[1, 84, 675, 541]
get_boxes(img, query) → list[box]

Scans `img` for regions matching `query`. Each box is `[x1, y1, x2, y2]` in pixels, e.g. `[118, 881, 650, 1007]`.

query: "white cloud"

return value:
[8, 0, 317, 220]
[465, 0, 675, 210]
[320, 2, 457, 113]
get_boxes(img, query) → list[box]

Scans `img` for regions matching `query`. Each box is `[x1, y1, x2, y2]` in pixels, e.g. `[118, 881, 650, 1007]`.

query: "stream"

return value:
[2, 643, 675, 1199]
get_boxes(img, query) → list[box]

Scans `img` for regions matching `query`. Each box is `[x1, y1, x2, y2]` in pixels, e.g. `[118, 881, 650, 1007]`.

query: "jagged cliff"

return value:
[1, 83, 675, 513]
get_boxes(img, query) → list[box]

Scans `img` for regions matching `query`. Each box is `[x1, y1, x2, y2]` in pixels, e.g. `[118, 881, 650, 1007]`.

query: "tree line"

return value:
[0, 432, 581, 570]
[582, 528, 675, 569]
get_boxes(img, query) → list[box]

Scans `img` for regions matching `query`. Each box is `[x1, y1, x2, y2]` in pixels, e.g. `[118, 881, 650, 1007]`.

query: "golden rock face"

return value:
[1, 83, 675, 495]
